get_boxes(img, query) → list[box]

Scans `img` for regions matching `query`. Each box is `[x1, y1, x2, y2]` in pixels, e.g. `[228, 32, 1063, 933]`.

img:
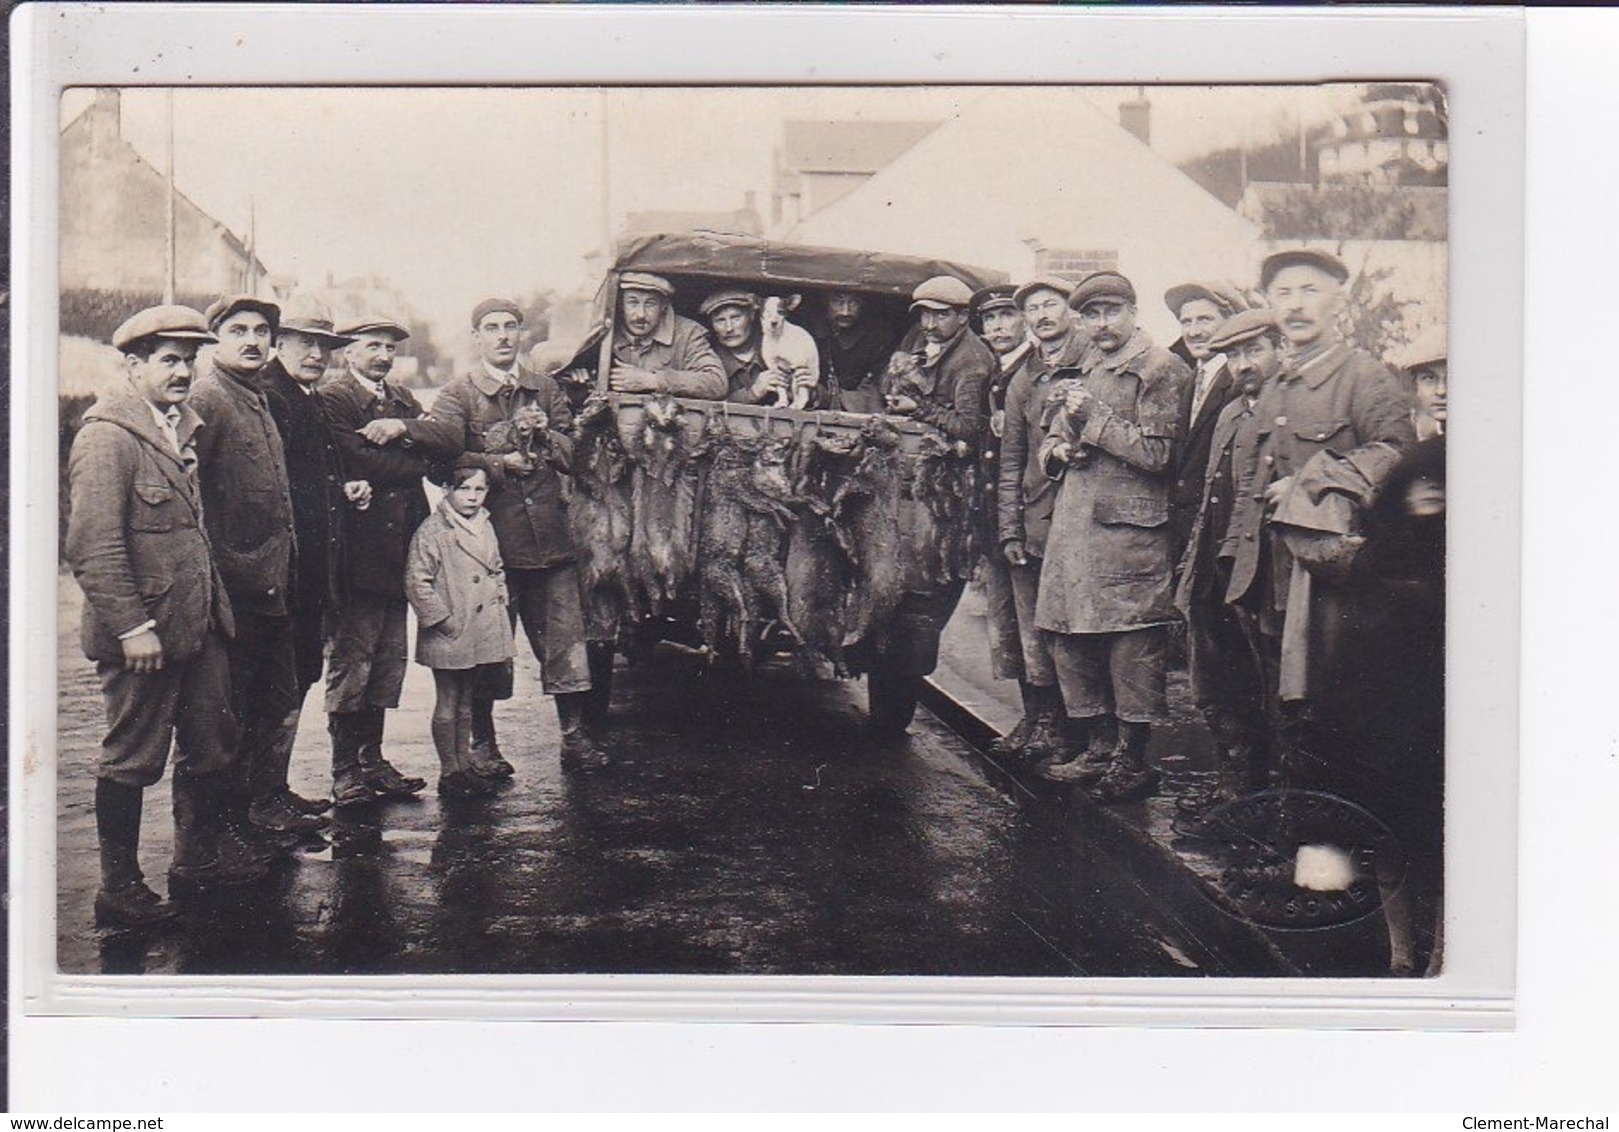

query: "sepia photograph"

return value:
[47, 80, 1455, 984]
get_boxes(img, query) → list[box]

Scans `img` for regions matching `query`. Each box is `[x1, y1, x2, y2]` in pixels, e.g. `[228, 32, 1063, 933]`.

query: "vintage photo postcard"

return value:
[11, 5, 1524, 1048]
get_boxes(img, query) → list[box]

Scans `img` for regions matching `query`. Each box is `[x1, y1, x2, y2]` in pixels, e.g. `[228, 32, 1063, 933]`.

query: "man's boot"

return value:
[168, 772, 268, 893]
[1036, 716, 1096, 782]
[1087, 720, 1162, 804]
[989, 681, 1040, 757]
[356, 706, 426, 797]
[221, 783, 288, 866]
[582, 641, 615, 734]
[1016, 685, 1066, 764]
[330, 712, 377, 808]
[467, 698, 515, 781]
[93, 779, 177, 929]
[557, 693, 610, 771]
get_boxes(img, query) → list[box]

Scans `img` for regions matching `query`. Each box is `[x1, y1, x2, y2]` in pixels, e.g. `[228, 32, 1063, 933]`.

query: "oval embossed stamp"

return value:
[1198, 788, 1405, 931]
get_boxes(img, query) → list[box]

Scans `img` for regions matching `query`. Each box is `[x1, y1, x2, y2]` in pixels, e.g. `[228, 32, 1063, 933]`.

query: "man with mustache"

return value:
[406, 298, 605, 775]
[606, 273, 726, 400]
[318, 315, 439, 806]
[1171, 308, 1287, 833]
[257, 295, 372, 826]
[189, 295, 302, 861]
[1032, 271, 1190, 803]
[988, 276, 1085, 764]
[811, 290, 900, 414]
[1164, 281, 1248, 563]
[67, 306, 268, 926]
[885, 275, 995, 443]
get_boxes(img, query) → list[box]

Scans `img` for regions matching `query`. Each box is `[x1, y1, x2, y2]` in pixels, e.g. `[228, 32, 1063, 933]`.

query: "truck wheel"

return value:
[866, 670, 922, 734]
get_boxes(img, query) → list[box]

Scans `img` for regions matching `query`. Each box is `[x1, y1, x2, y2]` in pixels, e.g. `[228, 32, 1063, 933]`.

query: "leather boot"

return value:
[467, 698, 515, 781]
[1036, 716, 1095, 782]
[988, 681, 1040, 757]
[168, 772, 268, 893]
[434, 713, 496, 799]
[330, 712, 378, 808]
[1088, 721, 1162, 804]
[582, 641, 616, 734]
[1017, 687, 1067, 764]
[557, 693, 610, 770]
[357, 707, 426, 797]
[94, 779, 178, 928]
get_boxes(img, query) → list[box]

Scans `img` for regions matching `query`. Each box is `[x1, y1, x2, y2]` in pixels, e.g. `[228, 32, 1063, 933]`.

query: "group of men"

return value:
[68, 293, 611, 930]
[68, 250, 1445, 957]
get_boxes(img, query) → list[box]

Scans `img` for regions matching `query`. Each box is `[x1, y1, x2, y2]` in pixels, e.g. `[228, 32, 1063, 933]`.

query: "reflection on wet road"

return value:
[63, 639, 1277, 977]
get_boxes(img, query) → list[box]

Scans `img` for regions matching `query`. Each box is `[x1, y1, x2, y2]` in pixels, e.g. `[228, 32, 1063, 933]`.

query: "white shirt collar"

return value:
[482, 361, 519, 386]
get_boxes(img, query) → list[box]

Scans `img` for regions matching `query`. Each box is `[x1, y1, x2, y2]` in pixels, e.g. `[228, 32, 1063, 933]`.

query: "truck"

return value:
[561, 231, 1006, 733]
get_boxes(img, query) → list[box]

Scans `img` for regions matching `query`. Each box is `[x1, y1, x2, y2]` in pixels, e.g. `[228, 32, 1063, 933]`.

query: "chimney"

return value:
[87, 88, 122, 158]
[1119, 86, 1151, 146]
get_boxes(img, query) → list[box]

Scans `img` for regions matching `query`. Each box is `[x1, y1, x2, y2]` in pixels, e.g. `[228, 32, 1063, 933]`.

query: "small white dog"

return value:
[759, 294, 822, 410]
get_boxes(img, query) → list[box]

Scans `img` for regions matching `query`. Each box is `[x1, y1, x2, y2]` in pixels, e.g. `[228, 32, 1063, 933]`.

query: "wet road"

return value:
[56, 580, 1277, 977]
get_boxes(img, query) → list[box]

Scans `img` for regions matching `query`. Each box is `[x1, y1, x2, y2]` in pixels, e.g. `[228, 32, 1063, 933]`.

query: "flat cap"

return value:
[910, 275, 975, 311]
[619, 272, 676, 298]
[278, 294, 354, 345]
[1165, 280, 1248, 318]
[1207, 307, 1281, 353]
[111, 304, 217, 352]
[471, 297, 525, 329]
[1068, 271, 1137, 311]
[1259, 248, 1350, 292]
[1391, 324, 1447, 372]
[337, 315, 411, 342]
[1013, 275, 1075, 308]
[205, 294, 281, 334]
[697, 289, 760, 319]
[970, 284, 1018, 318]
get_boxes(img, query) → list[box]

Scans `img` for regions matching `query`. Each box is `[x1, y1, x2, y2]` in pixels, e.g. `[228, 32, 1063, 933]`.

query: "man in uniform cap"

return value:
[1164, 280, 1249, 562]
[68, 306, 268, 925]
[317, 314, 445, 805]
[189, 294, 309, 861]
[407, 297, 606, 778]
[884, 274, 995, 442]
[981, 275, 1087, 763]
[1032, 269, 1191, 803]
[1171, 308, 1287, 833]
[606, 272, 726, 400]
[695, 289, 780, 405]
[254, 296, 372, 826]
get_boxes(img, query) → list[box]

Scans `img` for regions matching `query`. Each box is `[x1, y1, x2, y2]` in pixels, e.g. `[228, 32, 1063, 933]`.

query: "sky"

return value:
[62, 83, 1367, 340]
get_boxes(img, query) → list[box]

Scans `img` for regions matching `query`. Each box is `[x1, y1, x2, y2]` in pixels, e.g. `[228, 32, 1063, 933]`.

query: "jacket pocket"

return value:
[131, 482, 175, 531]
[226, 488, 279, 551]
[1093, 495, 1170, 529]
[1293, 418, 1352, 446]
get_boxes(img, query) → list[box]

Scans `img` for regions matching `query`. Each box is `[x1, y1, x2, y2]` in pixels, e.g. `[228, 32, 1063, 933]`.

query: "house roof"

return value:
[779, 120, 938, 175]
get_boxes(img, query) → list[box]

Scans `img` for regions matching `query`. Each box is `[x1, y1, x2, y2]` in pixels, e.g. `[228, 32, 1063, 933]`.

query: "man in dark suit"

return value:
[258, 296, 371, 821]
[318, 315, 443, 806]
[1165, 281, 1248, 565]
[67, 306, 267, 927]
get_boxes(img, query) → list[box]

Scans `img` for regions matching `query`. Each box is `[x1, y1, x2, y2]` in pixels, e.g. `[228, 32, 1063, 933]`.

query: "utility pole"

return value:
[163, 90, 176, 304]
[246, 195, 257, 293]
[599, 88, 613, 259]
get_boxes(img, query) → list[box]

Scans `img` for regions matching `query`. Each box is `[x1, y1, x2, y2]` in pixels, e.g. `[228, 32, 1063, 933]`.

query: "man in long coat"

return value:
[319, 315, 444, 806]
[1033, 271, 1190, 803]
[1170, 308, 1286, 831]
[189, 295, 305, 860]
[67, 306, 265, 926]
[406, 298, 605, 774]
[988, 277, 1084, 762]
[258, 296, 368, 823]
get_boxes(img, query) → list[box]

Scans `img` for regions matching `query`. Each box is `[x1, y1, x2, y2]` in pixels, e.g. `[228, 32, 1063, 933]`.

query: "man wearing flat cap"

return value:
[696, 289, 779, 405]
[1233, 248, 1415, 702]
[884, 275, 995, 443]
[1393, 325, 1447, 441]
[67, 306, 268, 926]
[988, 275, 1087, 763]
[189, 294, 305, 862]
[408, 298, 605, 774]
[254, 295, 373, 828]
[606, 272, 726, 400]
[1032, 270, 1191, 803]
[1171, 308, 1287, 833]
[317, 314, 442, 805]
[1164, 280, 1249, 563]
